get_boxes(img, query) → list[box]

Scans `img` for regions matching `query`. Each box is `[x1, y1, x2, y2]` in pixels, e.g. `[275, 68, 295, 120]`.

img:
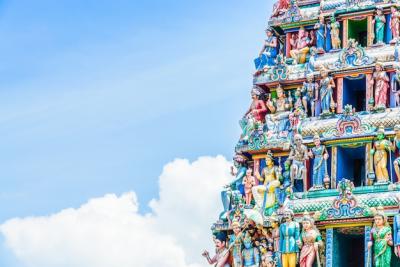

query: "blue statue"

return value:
[319, 68, 336, 114]
[277, 159, 292, 205]
[242, 232, 260, 267]
[254, 28, 279, 70]
[394, 209, 400, 258]
[308, 134, 329, 189]
[314, 15, 326, 52]
[279, 209, 301, 267]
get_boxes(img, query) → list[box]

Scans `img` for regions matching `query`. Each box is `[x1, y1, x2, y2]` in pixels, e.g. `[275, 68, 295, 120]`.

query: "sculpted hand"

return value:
[201, 250, 209, 257]
[368, 241, 373, 249]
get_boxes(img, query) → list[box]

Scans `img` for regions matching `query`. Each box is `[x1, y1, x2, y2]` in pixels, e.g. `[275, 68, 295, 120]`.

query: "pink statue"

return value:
[272, 0, 290, 17]
[202, 232, 230, 267]
[391, 6, 400, 43]
[370, 62, 389, 109]
[242, 168, 256, 206]
[289, 27, 310, 64]
[299, 214, 323, 267]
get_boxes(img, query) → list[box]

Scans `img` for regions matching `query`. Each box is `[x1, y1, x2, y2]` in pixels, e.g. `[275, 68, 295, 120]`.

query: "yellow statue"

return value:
[252, 152, 281, 215]
[370, 126, 392, 184]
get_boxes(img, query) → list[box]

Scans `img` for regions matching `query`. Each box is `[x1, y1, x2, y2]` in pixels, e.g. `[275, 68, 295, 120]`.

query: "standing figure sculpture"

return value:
[253, 152, 281, 215]
[289, 134, 309, 192]
[301, 74, 318, 117]
[242, 168, 256, 206]
[370, 62, 389, 109]
[299, 213, 323, 267]
[270, 214, 282, 267]
[329, 15, 341, 50]
[229, 220, 244, 267]
[373, 8, 386, 45]
[242, 233, 260, 267]
[308, 134, 329, 189]
[240, 86, 267, 141]
[370, 126, 392, 184]
[279, 209, 301, 267]
[202, 232, 230, 267]
[391, 6, 400, 43]
[289, 27, 310, 64]
[367, 209, 393, 267]
[392, 67, 400, 107]
[319, 68, 336, 114]
[255, 28, 279, 70]
[393, 125, 400, 182]
[314, 15, 326, 52]
[394, 206, 400, 258]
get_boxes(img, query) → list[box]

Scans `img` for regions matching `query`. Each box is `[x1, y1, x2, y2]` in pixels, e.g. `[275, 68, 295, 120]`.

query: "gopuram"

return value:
[202, 1, 400, 267]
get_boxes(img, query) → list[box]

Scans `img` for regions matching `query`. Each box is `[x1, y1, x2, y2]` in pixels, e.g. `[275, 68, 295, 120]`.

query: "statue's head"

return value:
[320, 67, 329, 78]
[231, 220, 241, 235]
[298, 27, 305, 37]
[391, 6, 398, 13]
[313, 134, 321, 146]
[376, 125, 385, 140]
[276, 85, 284, 98]
[306, 73, 314, 82]
[246, 168, 253, 176]
[375, 62, 384, 72]
[373, 207, 387, 228]
[283, 209, 294, 222]
[301, 212, 314, 230]
[284, 159, 291, 170]
[213, 232, 227, 249]
[294, 133, 303, 145]
[251, 86, 263, 100]
[265, 27, 274, 37]
[265, 151, 274, 166]
[319, 14, 324, 23]
[376, 7, 383, 16]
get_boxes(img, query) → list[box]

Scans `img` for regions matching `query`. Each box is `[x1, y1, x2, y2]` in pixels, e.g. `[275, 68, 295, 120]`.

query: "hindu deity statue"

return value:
[266, 85, 292, 134]
[202, 232, 230, 267]
[289, 134, 308, 193]
[370, 62, 389, 109]
[373, 8, 386, 45]
[255, 28, 279, 70]
[293, 88, 304, 111]
[271, 0, 290, 18]
[289, 27, 310, 64]
[270, 213, 282, 267]
[301, 74, 318, 117]
[329, 15, 341, 50]
[392, 67, 400, 107]
[221, 154, 248, 219]
[319, 67, 336, 114]
[314, 15, 326, 52]
[370, 126, 392, 184]
[277, 159, 292, 206]
[242, 233, 260, 267]
[391, 6, 400, 43]
[393, 125, 400, 182]
[299, 213, 323, 267]
[367, 209, 393, 267]
[242, 168, 256, 207]
[394, 206, 400, 258]
[279, 209, 301, 267]
[229, 220, 244, 267]
[240, 86, 267, 141]
[308, 134, 329, 189]
[253, 152, 281, 215]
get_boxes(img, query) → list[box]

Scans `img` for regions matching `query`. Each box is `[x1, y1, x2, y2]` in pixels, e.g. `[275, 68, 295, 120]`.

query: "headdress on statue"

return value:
[302, 211, 314, 223]
[265, 27, 274, 34]
[233, 153, 248, 164]
[284, 208, 295, 218]
[377, 125, 385, 135]
[394, 124, 400, 131]
[251, 85, 264, 97]
[306, 73, 314, 80]
[313, 133, 320, 141]
[375, 61, 384, 69]
[373, 206, 389, 226]
[376, 7, 383, 12]
[269, 212, 279, 223]
[214, 231, 227, 242]
[265, 150, 274, 161]
[276, 84, 284, 93]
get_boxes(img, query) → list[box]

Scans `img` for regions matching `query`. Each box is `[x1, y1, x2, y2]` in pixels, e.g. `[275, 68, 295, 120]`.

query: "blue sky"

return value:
[0, 0, 271, 265]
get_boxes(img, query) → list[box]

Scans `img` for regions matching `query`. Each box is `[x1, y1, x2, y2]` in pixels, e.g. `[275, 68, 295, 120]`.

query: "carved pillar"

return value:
[343, 19, 348, 48]
[331, 147, 337, 189]
[336, 77, 343, 113]
[366, 73, 373, 111]
[286, 32, 292, 58]
[365, 226, 372, 267]
[367, 16, 374, 46]
[326, 228, 334, 267]
[366, 143, 375, 185]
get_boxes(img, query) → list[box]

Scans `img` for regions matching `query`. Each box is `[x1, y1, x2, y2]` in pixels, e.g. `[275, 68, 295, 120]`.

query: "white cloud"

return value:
[0, 155, 232, 267]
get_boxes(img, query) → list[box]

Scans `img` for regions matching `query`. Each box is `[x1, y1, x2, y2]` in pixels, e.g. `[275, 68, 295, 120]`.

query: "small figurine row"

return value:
[204, 208, 400, 267]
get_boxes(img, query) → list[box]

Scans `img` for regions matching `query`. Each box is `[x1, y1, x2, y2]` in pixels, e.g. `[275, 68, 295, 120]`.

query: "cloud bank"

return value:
[0, 155, 232, 267]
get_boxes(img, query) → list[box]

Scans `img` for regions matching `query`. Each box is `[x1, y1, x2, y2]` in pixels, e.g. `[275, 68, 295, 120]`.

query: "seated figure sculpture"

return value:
[289, 27, 310, 64]
[266, 85, 292, 136]
[255, 28, 278, 70]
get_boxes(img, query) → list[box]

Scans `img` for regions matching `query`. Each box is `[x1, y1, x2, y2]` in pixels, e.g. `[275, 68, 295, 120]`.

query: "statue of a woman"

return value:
[302, 74, 318, 117]
[314, 15, 326, 52]
[391, 6, 400, 43]
[252, 152, 281, 215]
[308, 134, 329, 189]
[299, 213, 324, 267]
[370, 62, 389, 109]
[368, 210, 393, 267]
[255, 28, 279, 70]
[393, 125, 400, 182]
[370, 126, 392, 184]
[329, 15, 341, 50]
[319, 68, 335, 114]
[373, 8, 386, 44]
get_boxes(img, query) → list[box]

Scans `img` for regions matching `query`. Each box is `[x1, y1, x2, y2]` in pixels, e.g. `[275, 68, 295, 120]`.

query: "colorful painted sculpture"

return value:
[299, 213, 323, 267]
[319, 68, 335, 114]
[373, 8, 386, 45]
[266, 85, 292, 134]
[242, 232, 260, 267]
[329, 15, 341, 50]
[269, 213, 281, 267]
[394, 207, 400, 258]
[370, 62, 389, 109]
[241, 86, 267, 141]
[277, 159, 292, 206]
[370, 126, 392, 184]
[301, 74, 318, 117]
[242, 168, 256, 206]
[255, 28, 279, 70]
[202, 232, 230, 267]
[391, 6, 400, 43]
[367, 209, 393, 267]
[393, 67, 400, 107]
[229, 220, 244, 267]
[279, 209, 301, 267]
[271, 0, 290, 18]
[289, 27, 310, 64]
[308, 134, 329, 189]
[253, 152, 281, 215]
[289, 134, 308, 192]
[394, 125, 400, 182]
[314, 15, 326, 52]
